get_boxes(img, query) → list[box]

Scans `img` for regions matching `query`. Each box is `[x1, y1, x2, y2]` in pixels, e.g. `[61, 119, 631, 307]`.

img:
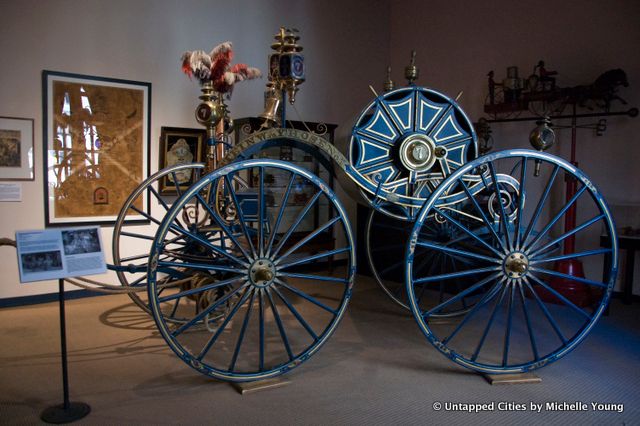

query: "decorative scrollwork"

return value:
[240, 122, 255, 136]
[312, 122, 328, 136]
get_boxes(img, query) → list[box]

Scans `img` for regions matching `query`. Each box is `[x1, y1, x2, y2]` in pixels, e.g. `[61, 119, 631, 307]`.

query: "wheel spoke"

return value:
[278, 247, 350, 270]
[258, 166, 265, 257]
[229, 290, 256, 371]
[471, 282, 509, 362]
[525, 184, 588, 251]
[433, 207, 503, 258]
[266, 173, 296, 255]
[414, 265, 501, 285]
[275, 216, 341, 263]
[441, 282, 502, 345]
[197, 287, 253, 361]
[527, 274, 592, 319]
[265, 289, 294, 361]
[457, 177, 505, 251]
[158, 275, 244, 304]
[276, 272, 349, 284]
[168, 295, 181, 319]
[514, 157, 527, 249]
[276, 279, 339, 315]
[224, 174, 257, 258]
[120, 252, 152, 263]
[416, 251, 438, 306]
[258, 289, 265, 371]
[120, 231, 154, 241]
[530, 248, 611, 265]
[422, 271, 502, 317]
[130, 204, 162, 226]
[272, 285, 318, 340]
[517, 282, 539, 361]
[270, 191, 322, 258]
[158, 260, 243, 275]
[170, 172, 183, 197]
[488, 161, 513, 251]
[502, 283, 515, 367]
[379, 259, 404, 278]
[521, 165, 560, 244]
[416, 240, 501, 264]
[194, 193, 252, 261]
[529, 267, 608, 289]
[148, 184, 171, 212]
[522, 278, 567, 344]
[169, 223, 248, 267]
[529, 214, 605, 258]
[171, 283, 248, 338]
[130, 273, 148, 287]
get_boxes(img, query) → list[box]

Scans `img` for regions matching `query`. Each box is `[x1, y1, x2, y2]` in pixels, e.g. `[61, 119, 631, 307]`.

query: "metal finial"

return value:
[405, 50, 419, 84]
[383, 66, 395, 92]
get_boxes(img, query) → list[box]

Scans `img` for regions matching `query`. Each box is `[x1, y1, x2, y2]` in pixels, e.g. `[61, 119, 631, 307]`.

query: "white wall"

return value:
[389, 0, 640, 294]
[0, 0, 390, 298]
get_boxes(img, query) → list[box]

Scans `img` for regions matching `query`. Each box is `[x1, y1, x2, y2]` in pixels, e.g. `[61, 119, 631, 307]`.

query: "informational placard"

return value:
[16, 227, 106, 283]
[0, 183, 21, 201]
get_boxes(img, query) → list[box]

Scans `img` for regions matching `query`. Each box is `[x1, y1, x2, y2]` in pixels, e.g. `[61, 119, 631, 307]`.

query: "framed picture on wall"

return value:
[158, 126, 206, 194]
[0, 116, 34, 180]
[42, 70, 151, 226]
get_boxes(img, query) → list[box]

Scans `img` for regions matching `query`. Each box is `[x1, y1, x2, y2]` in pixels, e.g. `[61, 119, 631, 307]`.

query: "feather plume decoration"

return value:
[180, 41, 261, 95]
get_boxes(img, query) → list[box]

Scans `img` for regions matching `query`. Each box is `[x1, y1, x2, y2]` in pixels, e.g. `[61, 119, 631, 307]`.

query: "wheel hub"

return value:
[399, 134, 437, 172]
[249, 258, 276, 287]
[503, 252, 529, 279]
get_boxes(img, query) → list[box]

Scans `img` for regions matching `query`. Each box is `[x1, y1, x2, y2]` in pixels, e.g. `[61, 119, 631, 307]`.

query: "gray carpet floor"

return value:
[1, 275, 638, 425]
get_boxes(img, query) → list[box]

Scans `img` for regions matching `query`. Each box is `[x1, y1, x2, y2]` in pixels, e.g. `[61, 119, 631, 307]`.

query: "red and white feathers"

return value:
[181, 41, 261, 94]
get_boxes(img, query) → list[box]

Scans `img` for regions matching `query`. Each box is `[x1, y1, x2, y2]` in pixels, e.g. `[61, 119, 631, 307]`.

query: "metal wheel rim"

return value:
[406, 149, 618, 373]
[148, 159, 356, 381]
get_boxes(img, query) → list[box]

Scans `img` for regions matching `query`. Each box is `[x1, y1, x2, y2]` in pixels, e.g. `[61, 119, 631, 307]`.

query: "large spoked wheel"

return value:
[148, 159, 355, 381]
[406, 149, 617, 374]
[113, 163, 205, 316]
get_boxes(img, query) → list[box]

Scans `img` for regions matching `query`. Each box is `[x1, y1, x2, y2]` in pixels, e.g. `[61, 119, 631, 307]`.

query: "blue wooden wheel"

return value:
[113, 163, 206, 319]
[147, 159, 355, 381]
[350, 86, 478, 220]
[406, 149, 618, 373]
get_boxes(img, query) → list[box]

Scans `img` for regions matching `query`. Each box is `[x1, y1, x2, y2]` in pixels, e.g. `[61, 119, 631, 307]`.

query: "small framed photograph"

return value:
[159, 126, 206, 194]
[0, 116, 34, 180]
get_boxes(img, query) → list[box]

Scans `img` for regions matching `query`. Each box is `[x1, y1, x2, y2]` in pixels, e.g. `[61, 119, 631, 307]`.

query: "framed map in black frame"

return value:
[42, 70, 151, 226]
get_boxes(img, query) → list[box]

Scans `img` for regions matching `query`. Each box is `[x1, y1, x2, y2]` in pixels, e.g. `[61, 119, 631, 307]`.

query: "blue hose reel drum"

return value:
[350, 86, 478, 220]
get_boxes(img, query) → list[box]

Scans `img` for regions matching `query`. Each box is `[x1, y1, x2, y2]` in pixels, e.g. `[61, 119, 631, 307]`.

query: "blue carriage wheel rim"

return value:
[349, 85, 478, 213]
[405, 149, 618, 373]
[147, 159, 356, 382]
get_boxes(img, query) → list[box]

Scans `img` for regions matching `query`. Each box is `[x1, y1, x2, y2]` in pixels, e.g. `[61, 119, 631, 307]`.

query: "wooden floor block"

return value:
[483, 372, 542, 385]
[231, 378, 291, 395]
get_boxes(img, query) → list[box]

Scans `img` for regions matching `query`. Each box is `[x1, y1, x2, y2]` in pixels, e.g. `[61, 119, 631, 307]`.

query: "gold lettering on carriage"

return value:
[221, 128, 350, 170]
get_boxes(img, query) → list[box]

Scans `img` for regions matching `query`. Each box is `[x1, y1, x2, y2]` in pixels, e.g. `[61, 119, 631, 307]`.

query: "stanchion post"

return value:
[40, 278, 91, 424]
